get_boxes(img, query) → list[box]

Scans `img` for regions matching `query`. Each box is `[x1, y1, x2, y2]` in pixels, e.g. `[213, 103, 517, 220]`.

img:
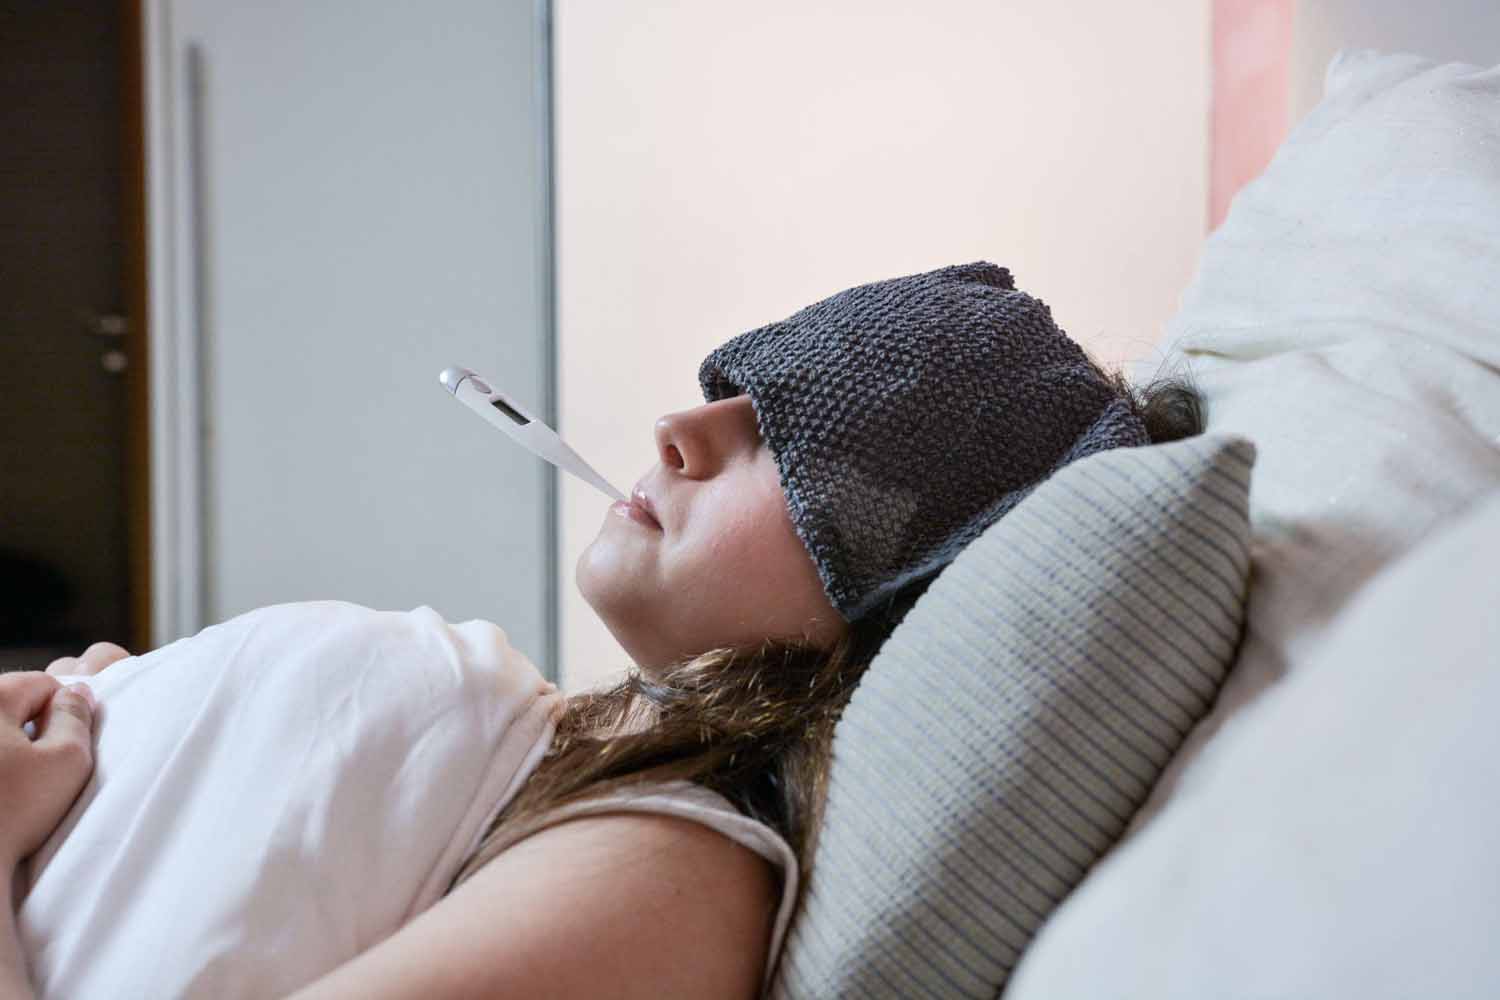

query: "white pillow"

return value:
[1125, 47, 1500, 824]
[1007, 484, 1500, 999]
[1165, 48, 1500, 373]
[1008, 48, 1500, 997]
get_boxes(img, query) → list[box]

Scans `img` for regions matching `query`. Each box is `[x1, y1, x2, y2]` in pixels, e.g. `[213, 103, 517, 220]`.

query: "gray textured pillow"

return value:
[771, 432, 1256, 999]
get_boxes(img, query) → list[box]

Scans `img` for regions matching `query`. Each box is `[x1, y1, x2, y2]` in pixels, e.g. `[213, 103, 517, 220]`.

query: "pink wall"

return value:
[1211, 0, 1296, 230]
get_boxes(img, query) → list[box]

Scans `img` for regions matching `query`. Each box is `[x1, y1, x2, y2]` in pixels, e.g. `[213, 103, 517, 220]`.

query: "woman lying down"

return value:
[1, 262, 1200, 1000]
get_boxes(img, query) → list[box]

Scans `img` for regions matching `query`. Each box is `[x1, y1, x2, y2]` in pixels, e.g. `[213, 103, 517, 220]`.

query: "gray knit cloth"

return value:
[698, 261, 1150, 623]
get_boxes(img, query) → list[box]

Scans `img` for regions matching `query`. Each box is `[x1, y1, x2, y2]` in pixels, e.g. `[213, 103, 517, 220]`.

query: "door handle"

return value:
[78, 310, 130, 371]
[79, 310, 130, 337]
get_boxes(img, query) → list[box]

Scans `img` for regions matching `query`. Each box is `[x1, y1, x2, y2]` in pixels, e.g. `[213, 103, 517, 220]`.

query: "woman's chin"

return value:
[576, 539, 641, 618]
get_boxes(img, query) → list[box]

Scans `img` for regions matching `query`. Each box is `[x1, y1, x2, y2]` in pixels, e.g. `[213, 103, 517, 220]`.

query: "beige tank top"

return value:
[460, 779, 799, 997]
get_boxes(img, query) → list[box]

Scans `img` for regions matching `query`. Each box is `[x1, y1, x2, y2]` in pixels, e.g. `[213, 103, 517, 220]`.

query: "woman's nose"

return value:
[653, 397, 749, 478]
[654, 415, 688, 471]
[654, 411, 713, 477]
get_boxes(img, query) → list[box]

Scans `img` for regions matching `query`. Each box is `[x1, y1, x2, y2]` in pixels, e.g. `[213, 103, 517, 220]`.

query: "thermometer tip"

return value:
[438, 366, 475, 395]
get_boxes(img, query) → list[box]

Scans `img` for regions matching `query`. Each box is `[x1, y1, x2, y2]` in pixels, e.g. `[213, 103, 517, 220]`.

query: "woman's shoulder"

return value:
[573, 781, 798, 882]
[290, 791, 780, 999]
[463, 780, 800, 996]
[472, 780, 797, 884]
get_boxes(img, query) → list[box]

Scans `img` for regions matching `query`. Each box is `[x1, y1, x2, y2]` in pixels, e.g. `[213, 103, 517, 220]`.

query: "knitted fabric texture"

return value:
[697, 261, 1150, 624]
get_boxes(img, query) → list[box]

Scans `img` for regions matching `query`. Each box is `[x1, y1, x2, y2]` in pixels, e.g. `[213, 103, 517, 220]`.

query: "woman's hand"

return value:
[0, 673, 97, 872]
[45, 642, 131, 678]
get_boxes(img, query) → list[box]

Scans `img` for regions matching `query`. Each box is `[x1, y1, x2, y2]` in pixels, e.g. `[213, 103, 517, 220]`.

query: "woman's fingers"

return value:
[45, 655, 79, 676]
[47, 641, 132, 678]
[0, 671, 63, 726]
[34, 684, 97, 758]
[79, 642, 131, 673]
[0, 682, 97, 867]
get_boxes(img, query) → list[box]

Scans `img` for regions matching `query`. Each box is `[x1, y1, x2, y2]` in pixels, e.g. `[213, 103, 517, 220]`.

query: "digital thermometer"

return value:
[438, 366, 626, 503]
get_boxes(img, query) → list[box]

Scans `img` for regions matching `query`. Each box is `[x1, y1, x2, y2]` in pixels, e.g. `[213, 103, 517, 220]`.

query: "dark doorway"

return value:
[0, 0, 150, 670]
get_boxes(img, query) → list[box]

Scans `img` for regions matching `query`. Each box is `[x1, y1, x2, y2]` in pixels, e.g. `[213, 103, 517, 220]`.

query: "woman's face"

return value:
[576, 394, 849, 673]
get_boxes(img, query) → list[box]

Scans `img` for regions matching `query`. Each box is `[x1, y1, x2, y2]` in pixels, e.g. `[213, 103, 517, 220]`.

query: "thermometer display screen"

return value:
[490, 396, 530, 426]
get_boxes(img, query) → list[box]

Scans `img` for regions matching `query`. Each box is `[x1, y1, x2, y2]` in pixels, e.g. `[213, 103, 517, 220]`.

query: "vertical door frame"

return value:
[140, 0, 205, 647]
[122, 0, 155, 652]
[536, 0, 559, 680]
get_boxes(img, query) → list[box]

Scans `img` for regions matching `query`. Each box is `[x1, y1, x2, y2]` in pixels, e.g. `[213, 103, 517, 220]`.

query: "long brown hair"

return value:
[445, 594, 915, 915]
[446, 371, 1203, 919]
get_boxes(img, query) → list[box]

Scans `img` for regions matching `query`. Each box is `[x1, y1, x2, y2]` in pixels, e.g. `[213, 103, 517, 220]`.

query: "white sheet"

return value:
[17, 600, 562, 1000]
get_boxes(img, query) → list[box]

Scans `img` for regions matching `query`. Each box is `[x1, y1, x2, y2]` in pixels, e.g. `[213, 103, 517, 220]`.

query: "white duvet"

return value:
[17, 600, 563, 1000]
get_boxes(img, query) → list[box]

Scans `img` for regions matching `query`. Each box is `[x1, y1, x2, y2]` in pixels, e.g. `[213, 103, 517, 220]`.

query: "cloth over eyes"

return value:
[699, 261, 1150, 627]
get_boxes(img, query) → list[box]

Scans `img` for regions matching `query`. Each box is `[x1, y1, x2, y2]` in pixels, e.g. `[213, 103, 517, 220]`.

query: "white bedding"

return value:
[1006, 49, 1500, 998]
[1009, 487, 1500, 998]
[17, 600, 562, 1000]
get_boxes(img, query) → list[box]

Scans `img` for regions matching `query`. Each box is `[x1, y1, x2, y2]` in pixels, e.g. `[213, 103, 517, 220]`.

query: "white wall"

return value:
[147, 0, 556, 671]
[1292, 0, 1500, 119]
[554, 1, 1211, 691]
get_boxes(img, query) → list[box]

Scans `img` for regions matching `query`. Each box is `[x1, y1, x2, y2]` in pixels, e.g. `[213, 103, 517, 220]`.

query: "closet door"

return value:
[148, 0, 555, 674]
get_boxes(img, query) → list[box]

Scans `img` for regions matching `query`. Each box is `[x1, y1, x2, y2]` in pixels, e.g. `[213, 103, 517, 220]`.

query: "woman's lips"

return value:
[610, 488, 662, 531]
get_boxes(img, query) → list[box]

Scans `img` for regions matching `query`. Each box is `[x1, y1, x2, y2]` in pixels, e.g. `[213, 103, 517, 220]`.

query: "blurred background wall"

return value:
[552, 0, 1213, 691]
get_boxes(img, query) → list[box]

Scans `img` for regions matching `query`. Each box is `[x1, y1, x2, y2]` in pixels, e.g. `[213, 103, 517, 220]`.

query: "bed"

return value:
[771, 47, 1500, 999]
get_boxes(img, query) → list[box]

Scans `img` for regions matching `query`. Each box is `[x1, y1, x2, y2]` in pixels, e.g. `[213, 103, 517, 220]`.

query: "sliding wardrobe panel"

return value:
[148, 0, 555, 675]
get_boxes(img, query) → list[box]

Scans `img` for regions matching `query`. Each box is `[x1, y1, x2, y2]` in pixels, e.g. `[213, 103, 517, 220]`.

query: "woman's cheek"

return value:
[708, 512, 762, 566]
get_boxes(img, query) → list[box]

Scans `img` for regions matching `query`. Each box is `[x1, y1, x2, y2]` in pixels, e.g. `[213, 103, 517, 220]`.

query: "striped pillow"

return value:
[772, 433, 1256, 998]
